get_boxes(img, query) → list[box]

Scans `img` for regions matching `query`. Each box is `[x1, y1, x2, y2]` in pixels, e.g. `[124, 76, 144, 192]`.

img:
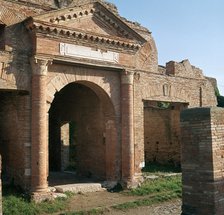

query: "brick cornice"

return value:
[25, 20, 142, 52]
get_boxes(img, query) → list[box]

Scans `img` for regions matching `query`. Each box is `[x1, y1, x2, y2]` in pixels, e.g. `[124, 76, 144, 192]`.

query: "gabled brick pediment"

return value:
[28, 1, 146, 50]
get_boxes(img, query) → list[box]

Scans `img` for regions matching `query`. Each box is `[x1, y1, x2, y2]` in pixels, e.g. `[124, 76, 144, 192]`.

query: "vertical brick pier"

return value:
[121, 71, 135, 187]
[181, 107, 224, 215]
[30, 57, 51, 194]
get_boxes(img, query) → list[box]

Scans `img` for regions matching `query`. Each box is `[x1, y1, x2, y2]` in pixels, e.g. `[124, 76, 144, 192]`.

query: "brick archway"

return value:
[48, 80, 119, 183]
[46, 66, 120, 116]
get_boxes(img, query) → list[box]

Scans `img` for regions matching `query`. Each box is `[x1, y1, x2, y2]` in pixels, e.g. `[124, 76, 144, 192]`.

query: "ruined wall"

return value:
[1, 0, 52, 26]
[181, 107, 224, 215]
[144, 102, 184, 165]
[0, 21, 31, 92]
[0, 93, 31, 189]
[134, 60, 217, 172]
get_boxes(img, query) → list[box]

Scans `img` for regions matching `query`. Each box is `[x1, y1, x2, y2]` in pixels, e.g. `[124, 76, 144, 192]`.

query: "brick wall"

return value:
[181, 107, 224, 215]
[144, 102, 184, 165]
[133, 67, 217, 173]
[0, 22, 31, 91]
[0, 93, 31, 189]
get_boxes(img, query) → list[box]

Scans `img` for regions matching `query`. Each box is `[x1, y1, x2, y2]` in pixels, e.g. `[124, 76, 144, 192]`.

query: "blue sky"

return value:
[109, 0, 224, 95]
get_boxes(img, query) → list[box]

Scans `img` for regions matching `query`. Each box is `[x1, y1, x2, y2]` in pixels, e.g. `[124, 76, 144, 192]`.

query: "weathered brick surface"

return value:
[121, 72, 135, 186]
[144, 102, 185, 165]
[181, 107, 224, 215]
[0, 93, 31, 189]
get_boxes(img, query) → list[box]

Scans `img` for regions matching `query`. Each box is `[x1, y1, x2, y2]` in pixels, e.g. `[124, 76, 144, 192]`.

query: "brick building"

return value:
[0, 0, 217, 193]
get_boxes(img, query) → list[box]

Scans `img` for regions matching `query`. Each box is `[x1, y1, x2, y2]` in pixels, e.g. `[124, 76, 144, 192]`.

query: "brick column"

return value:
[121, 71, 134, 186]
[30, 57, 51, 193]
[181, 107, 224, 215]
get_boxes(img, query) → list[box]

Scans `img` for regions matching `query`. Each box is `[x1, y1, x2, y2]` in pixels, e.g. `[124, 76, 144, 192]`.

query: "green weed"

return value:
[129, 176, 181, 196]
[2, 185, 70, 215]
[113, 191, 180, 211]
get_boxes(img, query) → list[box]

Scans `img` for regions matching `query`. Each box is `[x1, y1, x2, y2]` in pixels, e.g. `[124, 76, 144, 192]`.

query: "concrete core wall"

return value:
[181, 107, 224, 215]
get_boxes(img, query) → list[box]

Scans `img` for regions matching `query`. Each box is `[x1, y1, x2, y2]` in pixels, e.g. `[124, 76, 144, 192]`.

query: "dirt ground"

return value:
[105, 199, 182, 215]
[54, 191, 182, 215]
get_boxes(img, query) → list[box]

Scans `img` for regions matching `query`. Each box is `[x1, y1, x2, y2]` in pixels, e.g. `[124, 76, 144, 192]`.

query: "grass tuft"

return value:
[65, 207, 106, 215]
[129, 175, 181, 196]
[113, 191, 180, 211]
[2, 184, 70, 215]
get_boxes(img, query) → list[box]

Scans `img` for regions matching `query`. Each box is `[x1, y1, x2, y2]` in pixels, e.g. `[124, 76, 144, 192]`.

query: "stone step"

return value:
[54, 183, 106, 194]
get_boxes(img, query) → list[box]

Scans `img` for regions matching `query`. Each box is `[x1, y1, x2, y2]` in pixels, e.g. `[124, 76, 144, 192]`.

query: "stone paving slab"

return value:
[54, 183, 105, 194]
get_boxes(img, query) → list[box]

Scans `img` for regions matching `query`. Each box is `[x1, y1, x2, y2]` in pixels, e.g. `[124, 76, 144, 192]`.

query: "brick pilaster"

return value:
[30, 57, 51, 192]
[121, 71, 134, 186]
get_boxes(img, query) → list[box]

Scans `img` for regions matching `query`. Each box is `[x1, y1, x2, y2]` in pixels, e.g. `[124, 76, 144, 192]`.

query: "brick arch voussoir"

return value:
[141, 84, 192, 104]
[47, 73, 112, 112]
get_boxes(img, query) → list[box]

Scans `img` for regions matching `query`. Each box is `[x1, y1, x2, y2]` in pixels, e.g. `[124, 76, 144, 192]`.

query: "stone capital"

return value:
[121, 70, 134, 85]
[30, 57, 52, 76]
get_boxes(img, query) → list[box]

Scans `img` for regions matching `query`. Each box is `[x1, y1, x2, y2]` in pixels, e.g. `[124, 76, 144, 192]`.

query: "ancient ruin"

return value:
[181, 107, 224, 215]
[0, 0, 217, 196]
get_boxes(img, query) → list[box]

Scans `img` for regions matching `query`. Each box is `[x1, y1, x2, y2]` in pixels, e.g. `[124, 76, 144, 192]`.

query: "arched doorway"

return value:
[48, 81, 117, 183]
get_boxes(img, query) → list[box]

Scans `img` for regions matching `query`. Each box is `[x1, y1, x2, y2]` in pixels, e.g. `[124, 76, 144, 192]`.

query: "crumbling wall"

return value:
[166, 59, 204, 79]
[134, 65, 217, 172]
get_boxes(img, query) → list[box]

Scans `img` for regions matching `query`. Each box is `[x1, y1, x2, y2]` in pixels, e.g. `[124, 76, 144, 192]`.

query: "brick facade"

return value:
[181, 107, 224, 215]
[0, 0, 217, 192]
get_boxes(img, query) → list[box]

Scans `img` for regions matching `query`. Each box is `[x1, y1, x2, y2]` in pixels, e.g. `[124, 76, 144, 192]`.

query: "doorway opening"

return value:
[48, 81, 116, 185]
[144, 100, 188, 169]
